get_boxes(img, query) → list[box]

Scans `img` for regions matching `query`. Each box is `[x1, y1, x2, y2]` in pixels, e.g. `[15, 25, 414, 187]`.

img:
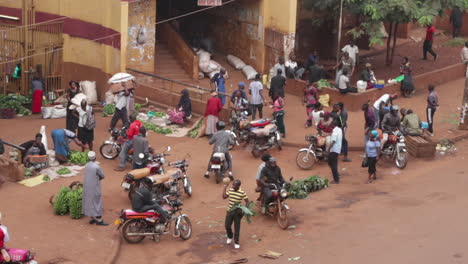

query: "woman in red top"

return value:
[205, 91, 223, 136]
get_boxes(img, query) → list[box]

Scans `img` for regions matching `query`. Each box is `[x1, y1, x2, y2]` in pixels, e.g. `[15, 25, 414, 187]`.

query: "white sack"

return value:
[242, 65, 258, 80]
[41, 106, 54, 119]
[80, 81, 98, 104]
[227, 55, 246, 70]
[51, 105, 67, 119]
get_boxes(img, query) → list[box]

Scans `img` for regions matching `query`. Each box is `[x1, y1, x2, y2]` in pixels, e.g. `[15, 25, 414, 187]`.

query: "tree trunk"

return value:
[385, 22, 394, 66]
[389, 23, 399, 65]
[459, 75, 468, 130]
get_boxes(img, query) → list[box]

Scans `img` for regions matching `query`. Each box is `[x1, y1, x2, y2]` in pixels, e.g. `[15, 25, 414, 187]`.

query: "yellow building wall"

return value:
[263, 0, 297, 34]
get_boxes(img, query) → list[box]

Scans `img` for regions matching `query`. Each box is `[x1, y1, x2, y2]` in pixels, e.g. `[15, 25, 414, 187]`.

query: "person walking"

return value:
[272, 92, 286, 138]
[327, 120, 342, 184]
[365, 130, 381, 184]
[450, 7, 463, 38]
[66, 81, 80, 132]
[270, 69, 286, 100]
[422, 24, 438, 61]
[336, 102, 351, 162]
[400, 57, 415, 97]
[132, 126, 149, 169]
[211, 68, 227, 105]
[205, 91, 223, 137]
[110, 88, 130, 130]
[31, 73, 45, 114]
[82, 151, 108, 226]
[222, 179, 249, 249]
[426, 84, 439, 136]
[361, 102, 376, 157]
[76, 99, 94, 152]
[249, 74, 265, 120]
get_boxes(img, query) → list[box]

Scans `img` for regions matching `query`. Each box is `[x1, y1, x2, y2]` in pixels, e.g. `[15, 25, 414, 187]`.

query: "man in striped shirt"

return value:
[223, 179, 249, 249]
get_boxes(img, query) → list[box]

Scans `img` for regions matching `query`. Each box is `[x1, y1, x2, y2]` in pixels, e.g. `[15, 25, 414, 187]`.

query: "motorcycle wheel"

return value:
[178, 215, 193, 240]
[296, 150, 315, 170]
[128, 184, 136, 201]
[215, 171, 223, 184]
[184, 178, 193, 197]
[121, 219, 146, 244]
[99, 143, 120, 160]
[395, 152, 408, 169]
[277, 204, 289, 230]
[251, 147, 263, 158]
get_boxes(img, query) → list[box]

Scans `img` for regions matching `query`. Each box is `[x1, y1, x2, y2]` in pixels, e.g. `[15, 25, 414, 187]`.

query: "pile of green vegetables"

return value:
[24, 168, 33, 178]
[316, 79, 331, 91]
[188, 118, 203, 138]
[232, 202, 256, 224]
[53, 186, 83, 219]
[143, 122, 172, 135]
[286, 175, 329, 199]
[102, 103, 116, 117]
[153, 112, 166, 117]
[0, 94, 32, 118]
[69, 151, 89, 166]
[56, 167, 72, 175]
[134, 103, 142, 112]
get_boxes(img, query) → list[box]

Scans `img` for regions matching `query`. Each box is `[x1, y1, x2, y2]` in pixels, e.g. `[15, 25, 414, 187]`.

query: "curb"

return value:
[105, 232, 122, 264]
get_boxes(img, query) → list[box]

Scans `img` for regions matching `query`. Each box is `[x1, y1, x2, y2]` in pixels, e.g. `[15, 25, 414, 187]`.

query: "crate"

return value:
[406, 135, 436, 158]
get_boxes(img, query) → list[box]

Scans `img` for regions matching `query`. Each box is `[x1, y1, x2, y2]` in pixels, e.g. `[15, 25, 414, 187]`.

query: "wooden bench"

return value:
[406, 135, 436, 158]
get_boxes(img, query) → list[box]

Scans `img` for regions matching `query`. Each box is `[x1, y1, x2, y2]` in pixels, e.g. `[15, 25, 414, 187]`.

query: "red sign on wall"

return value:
[198, 0, 222, 6]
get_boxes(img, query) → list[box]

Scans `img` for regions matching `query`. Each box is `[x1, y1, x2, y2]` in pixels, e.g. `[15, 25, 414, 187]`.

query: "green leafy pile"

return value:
[286, 175, 329, 199]
[154, 112, 166, 117]
[233, 202, 256, 224]
[444, 37, 468, 47]
[53, 187, 71, 215]
[24, 168, 33, 178]
[56, 167, 72, 175]
[67, 187, 83, 219]
[188, 118, 203, 138]
[0, 94, 32, 117]
[143, 122, 172, 135]
[316, 79, 331, 91]
[134, 103, 142, 112]
[102, 103, 116, 117]
[69, 151, 89, 166]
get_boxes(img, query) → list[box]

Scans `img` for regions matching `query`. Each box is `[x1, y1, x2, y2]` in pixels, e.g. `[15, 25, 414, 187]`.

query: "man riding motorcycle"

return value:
[259, 157, 286, 214]
[131, 177, 171, 224]
[381, 105, 401, 148]
[204, 121, 235, 179]
[115, 114, 142, 171]
[231, 90, 249, 122]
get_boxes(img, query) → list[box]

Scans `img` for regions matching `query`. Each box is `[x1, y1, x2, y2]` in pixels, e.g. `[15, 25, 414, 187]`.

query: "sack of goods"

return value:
[356, 80, 367, 93]
[227, 55, 246, 70]
[80, 81, 98, 104]
[242, 65, 258, 80]
[50, 105, 66, 119]
[69, 93, 88, 110]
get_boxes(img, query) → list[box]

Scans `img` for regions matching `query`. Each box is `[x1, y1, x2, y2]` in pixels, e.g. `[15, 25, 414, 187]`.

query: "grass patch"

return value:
[444, 37, 468, 47]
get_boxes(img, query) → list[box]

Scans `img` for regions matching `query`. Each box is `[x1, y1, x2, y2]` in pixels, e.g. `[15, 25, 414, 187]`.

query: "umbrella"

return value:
[108, 72, 135, 84]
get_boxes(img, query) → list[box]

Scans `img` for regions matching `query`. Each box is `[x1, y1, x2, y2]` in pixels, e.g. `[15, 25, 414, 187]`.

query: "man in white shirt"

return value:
[285, 54, 305, 79]
[327, 120, 342, 184]
[338, 68, 351, 94]
[249, 74, 265, 120]
[342, 40, 359, 67]
[110, 90, 130, 130]
[461, 42, 468, 66]
[273, 57, 286, 78]
[373, 93, 397, 128]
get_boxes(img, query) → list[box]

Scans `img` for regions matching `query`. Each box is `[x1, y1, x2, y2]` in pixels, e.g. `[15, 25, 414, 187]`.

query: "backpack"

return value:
[85, 108, 96, 130]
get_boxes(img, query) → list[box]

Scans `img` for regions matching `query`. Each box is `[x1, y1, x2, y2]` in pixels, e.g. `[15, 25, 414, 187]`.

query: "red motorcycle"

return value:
[114, 196, 192, 244]
[0, 248, 37, 264]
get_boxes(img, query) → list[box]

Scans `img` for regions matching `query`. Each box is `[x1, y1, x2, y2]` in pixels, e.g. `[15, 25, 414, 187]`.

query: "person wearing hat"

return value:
[360, 63, 376, 89]
[259, 157, 286, 214]
[230, 90, 249, 121]
[132, 177, 171, 225]
[365, 130, 381, 183]
[82, 151, 108, 226]
[230, 82, 247, 104]
[20, 133, 47, 165]
[204, 90, 223, 137]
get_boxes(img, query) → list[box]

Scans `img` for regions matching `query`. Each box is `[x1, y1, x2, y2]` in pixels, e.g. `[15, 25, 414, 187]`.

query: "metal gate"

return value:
[0, 0, 63, 95]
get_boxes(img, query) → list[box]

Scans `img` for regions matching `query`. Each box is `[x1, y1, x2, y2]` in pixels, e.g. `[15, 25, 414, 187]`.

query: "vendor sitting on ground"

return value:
[20, 133, 46, 164]
[51, 128, 83, 164]
[360, 63, 377, 89]
[401, 109, 422, 136]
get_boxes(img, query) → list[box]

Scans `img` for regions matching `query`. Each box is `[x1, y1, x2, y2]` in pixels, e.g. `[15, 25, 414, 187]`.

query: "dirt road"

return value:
[0, 78, 467, 263]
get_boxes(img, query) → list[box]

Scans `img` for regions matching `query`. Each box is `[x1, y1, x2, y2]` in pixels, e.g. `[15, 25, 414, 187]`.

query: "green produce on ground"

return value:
[42, 175, 50, 182]
[24, 168, 33, 178]
[102, 103, 116, 117]
[56, 167, 72, 175]
[67, 187, 83, 219]
[316, 79, 331, 91]
[154, 112, 166, 117]
[232, 202, 256, 224]
[286, 175, 328, 199]
[53, 187, 71, 215]
[143, 122, 172, 135]
[134, 103, 142, 112]
[69, 151, 89, 166]
[0, 94, 32, 117]
[188, 118, 203, 138]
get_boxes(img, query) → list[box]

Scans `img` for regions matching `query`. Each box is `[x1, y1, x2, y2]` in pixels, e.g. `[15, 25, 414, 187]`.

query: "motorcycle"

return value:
[296, 134, 328, 170]
[167, 159, 192, 197]
[381, 131, 408, 169]
[207, 149, 230, 184]
[99, 127, 128, 160]
[231, 114, 274, 145]
[114, 195, 192, 244]
[0, 248, 38, 264]
[248, 119, 282, 158]
[121, 147, 171, 200]
[257, 183, 291, 229]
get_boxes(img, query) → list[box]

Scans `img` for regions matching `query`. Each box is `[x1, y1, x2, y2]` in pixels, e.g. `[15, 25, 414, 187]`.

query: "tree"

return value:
[303, 0, 468, 65]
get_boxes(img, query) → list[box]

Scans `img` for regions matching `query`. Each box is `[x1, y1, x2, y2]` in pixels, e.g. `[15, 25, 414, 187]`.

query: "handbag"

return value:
[361, 157, 369, 168]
